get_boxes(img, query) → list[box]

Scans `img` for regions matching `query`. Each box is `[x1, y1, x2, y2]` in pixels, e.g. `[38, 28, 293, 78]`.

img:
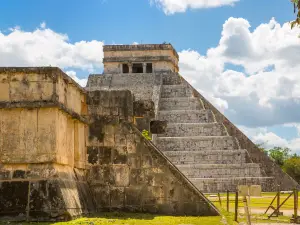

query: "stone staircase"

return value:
[155, 75, 275, 193]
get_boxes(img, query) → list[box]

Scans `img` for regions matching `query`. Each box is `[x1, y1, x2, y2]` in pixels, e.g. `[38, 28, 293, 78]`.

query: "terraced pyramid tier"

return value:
[154, 74, 280, 192]
[191, 177, 276, 193]
[158, 110, 214, 123]
[156, 136, 239, 152]
[164, 149, 248, 164]
[159, 97, 203, 110]
[157, 123, 227, 137]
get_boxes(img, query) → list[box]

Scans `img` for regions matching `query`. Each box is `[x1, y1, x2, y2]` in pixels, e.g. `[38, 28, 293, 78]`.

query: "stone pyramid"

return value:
[87, 43, 299, 193]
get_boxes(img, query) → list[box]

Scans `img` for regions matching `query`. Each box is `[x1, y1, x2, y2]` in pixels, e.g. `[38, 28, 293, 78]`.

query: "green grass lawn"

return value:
[2, 192, 298, 225]
[0, 213, 229, 225]
[206, 192, 298, 210]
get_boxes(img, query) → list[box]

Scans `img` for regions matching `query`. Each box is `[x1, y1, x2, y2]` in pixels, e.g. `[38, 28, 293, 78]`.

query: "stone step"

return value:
[156, 136, 239, 152]
[176, 163, 261, 178]
[159, 97, 203, 110]
[164, 149, 247, 164]
[157, 110, 213, 123]
[162, 74, 183, 85]
[161, 85, 193, 98]
[190, 177, 276, 193]
[157, 123, 227, 137]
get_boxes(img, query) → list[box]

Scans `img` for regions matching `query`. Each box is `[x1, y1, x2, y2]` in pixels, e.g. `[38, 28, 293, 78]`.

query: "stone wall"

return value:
[86, 72, 165, 116]
[86, 90, 219, 216]
[103, 44, 179, 74]
[0, 67, 94, 221]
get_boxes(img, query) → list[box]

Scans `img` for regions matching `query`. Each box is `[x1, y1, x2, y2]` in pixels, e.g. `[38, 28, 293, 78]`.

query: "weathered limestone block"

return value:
[133, 100, 155, 117]
[161, 85, 193, 98]
[0, 67, 87, 116]
[150, 120, 168, 134]
[87, 73, 157, 101]
[0, 165, 94, 221]
[158, 110, 213, 123]
[0, 108, 86, 167]
[164, 149, 248, 164]
[156, 136, 238, 152]
[159, 97, 203, 110]
[158, 123, 227, 137]
[162, 73, 182, 85]
[176, 163, 262, 178]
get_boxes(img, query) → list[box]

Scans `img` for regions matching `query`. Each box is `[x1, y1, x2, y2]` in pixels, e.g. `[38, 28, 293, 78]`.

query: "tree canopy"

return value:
[256, 144, 300, 183]
[291, 0, 300, 28]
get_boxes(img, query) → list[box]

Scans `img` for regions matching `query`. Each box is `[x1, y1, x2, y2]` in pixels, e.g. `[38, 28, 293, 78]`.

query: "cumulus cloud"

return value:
[0, 22, 103, 70]
[179, 17, 300, 128]
[0, 22, 104, 87]
[238, 125, 300, 153]
[150, 0, 239, 14]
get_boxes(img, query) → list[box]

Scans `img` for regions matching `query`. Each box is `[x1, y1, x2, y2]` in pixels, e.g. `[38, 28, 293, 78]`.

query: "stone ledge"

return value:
[0, 67, 86, 94]
[0, 100, 88, 124]
[103, 44, 179, 59]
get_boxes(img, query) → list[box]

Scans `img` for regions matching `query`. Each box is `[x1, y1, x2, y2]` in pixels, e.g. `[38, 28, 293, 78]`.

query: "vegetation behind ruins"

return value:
[256, 144, 300, 184]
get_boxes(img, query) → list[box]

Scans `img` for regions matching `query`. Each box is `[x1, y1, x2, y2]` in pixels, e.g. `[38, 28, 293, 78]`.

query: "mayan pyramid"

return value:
[86, 43, 299, 193]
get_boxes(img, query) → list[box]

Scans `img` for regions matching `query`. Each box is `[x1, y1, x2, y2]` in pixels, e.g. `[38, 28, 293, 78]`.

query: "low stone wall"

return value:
[87, 90, 219, 216]
[0, 67, 94, 221]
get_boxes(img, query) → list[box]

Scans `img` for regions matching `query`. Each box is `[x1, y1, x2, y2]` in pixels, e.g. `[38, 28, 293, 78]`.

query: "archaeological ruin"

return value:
[0, 43, 298, 221]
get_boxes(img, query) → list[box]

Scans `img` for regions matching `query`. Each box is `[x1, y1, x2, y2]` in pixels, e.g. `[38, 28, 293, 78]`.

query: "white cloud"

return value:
[238, 125, 300, 153]
[150, 0, 239, 14]
[0, 25, 104, 72]
[179, 17, 300, 128]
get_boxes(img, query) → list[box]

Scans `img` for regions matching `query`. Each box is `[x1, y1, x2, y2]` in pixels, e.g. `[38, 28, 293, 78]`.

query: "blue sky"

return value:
[0, 0, 294, 52]
[1, 0, 300, 152]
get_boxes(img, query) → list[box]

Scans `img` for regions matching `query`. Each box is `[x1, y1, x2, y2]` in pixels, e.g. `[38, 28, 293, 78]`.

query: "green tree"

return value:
[268, 147, 291, 167]
[283, 156, 300, 183]
[255, 143, 269, 155]
[291, 0, 300, 29]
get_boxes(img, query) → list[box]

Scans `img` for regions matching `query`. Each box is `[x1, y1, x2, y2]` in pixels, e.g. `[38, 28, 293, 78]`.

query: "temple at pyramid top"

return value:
[102, 44, 179, 74]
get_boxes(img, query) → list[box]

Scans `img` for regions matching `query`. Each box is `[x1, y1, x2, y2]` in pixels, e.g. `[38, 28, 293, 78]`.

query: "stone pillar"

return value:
[143, 63, 147, 73]
[120, 64, 123, 73]
[129, 63, 132, 73]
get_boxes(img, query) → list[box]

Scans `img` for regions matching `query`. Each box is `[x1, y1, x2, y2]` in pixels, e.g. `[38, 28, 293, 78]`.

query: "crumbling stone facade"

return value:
[0, 68, 94, 221]
[86, 90, 218, 215]
[0, 66, 219, 221]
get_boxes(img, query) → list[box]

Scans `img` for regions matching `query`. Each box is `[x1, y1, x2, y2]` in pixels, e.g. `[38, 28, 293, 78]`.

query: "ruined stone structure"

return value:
[0, 66, 218, 221]
[0, 43, 298, 221]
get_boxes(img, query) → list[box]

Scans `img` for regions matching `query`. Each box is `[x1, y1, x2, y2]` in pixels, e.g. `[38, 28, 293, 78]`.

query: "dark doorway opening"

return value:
[132, 63, 143, 73]
[122, 64, 129, 73]
[146, 63, 153, 73]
